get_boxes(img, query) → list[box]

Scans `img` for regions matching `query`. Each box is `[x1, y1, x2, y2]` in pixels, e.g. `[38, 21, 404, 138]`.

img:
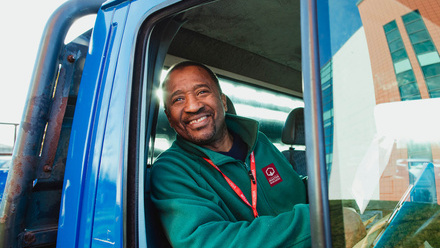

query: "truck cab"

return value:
[1, 0, 440, 247]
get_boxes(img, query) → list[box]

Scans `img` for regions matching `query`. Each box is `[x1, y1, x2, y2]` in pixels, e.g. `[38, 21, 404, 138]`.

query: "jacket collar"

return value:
[175, 114, 260, 165]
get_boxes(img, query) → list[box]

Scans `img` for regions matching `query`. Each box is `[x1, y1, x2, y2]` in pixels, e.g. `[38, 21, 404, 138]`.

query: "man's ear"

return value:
[221, 93, 228, 112]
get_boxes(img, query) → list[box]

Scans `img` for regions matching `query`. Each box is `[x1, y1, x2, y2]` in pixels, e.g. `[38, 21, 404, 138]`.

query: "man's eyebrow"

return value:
[169, 90, 183, 100]
[192, 83, 211, 90]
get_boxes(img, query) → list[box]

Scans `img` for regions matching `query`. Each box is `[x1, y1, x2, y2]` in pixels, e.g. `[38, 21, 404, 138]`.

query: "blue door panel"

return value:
[57, 3, 130, 248]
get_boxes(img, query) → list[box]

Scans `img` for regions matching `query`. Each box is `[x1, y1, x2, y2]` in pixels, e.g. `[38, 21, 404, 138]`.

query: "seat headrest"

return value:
[225, 95, 236, 115]
[282, 107, 305, 145]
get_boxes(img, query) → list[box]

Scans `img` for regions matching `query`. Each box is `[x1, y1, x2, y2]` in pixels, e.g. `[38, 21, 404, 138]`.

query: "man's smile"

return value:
[185, 113, 213, 129]
[188, 116, 208, 125]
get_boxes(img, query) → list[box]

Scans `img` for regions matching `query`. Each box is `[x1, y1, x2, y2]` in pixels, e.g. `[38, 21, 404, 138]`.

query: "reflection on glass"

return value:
[320, 62, 334, 178]
[384, 20, 421, 100]
[318, 0, 440, 247]
[402, 10, 440, 98]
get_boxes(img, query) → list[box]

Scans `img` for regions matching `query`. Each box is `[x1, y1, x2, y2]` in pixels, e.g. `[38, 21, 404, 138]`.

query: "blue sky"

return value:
[317, 0, 363, 66]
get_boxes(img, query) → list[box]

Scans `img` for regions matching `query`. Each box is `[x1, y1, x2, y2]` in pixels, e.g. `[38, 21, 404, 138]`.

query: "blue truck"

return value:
[1, 0, 440, 247]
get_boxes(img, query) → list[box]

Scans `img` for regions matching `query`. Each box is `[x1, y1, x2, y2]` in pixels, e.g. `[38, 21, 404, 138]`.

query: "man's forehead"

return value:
[168, 65, 211, 80]
[166, 66, 217, 90]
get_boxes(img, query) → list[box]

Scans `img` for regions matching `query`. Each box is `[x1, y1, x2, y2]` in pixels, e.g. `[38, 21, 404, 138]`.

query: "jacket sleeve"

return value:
[151, 161, 311, 248]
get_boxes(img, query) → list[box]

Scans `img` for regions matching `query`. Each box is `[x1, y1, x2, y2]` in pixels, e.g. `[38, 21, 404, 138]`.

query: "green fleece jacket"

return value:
[151, 114, 311, 247]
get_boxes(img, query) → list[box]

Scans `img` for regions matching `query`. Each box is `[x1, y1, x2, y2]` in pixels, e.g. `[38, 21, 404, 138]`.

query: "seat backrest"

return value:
[281, 107, 307, 176]
[282, 107, 305, 146]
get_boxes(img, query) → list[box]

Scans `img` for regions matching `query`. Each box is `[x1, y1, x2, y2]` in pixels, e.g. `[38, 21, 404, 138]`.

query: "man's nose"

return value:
[184, 95, 203, 113]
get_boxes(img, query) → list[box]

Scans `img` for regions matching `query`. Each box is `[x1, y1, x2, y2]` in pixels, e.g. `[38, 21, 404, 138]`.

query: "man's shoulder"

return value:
[152, 142, 203, 172]
[154, 144, 187, 166]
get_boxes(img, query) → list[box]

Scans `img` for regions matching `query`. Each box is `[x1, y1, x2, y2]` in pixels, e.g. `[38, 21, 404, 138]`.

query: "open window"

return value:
[129, 0, 304, 246]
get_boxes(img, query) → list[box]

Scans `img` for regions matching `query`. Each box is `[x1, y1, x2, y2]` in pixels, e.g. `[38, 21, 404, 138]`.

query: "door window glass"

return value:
[317, 0, 440, 247]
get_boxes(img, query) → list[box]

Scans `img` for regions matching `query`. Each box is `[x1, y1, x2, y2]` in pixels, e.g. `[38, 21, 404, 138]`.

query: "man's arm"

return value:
[151, 161, 311, 248]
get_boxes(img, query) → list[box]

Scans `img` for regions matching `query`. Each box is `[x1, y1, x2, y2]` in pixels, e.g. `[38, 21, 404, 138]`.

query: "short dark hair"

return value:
[161, 61, 222, 109]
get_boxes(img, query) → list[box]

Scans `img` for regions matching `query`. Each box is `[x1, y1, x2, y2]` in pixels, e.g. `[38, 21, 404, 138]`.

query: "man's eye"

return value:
[198, 90, 209, 95]
[172, 97, 183, 103]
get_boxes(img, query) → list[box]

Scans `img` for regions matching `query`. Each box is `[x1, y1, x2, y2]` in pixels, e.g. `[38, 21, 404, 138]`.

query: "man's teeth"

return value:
[189, 116, 207, 125]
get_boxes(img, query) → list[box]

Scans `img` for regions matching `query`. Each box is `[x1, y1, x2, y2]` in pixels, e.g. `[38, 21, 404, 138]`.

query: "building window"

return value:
[383, 20, 421, 100]
[320, 61, 333, 178]
[402, 10, 440, 98]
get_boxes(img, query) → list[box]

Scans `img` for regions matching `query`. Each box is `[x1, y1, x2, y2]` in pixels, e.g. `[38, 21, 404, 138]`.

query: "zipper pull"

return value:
[248, 170, 256, 184]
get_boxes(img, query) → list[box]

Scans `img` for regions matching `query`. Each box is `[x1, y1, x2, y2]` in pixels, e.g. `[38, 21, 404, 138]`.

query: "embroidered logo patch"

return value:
[262, 163, 283, 187]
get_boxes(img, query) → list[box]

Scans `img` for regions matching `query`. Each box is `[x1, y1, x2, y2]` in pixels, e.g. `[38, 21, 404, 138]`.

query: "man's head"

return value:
[162, 61, 229, 148]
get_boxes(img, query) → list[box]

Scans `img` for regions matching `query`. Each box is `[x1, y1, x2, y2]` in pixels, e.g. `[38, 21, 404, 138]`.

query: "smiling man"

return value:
[163, 63, 232, 151]
[151, 61, 311, 248]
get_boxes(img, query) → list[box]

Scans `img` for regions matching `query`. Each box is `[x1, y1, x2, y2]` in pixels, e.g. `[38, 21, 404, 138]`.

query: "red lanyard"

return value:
[204, 152, 258, 218]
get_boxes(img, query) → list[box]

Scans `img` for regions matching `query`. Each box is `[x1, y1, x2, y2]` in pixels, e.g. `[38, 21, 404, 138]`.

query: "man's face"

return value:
[164, 65, 228, 146]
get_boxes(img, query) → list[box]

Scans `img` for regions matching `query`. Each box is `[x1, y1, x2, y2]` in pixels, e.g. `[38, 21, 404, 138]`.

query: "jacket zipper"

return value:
[244, 162, 256, 184]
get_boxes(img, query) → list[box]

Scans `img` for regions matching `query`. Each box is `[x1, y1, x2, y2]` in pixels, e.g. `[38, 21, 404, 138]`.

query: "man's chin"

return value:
[180, 125, 217, 145]
[187, 133, 216, 146]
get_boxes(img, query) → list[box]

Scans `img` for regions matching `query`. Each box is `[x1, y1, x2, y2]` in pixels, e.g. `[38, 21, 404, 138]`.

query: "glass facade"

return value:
[402, 10, 440, 98]
[383, 20, 421, 100]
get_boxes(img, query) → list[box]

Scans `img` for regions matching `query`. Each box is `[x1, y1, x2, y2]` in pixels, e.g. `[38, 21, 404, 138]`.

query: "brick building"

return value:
[357, 0, 440, 203]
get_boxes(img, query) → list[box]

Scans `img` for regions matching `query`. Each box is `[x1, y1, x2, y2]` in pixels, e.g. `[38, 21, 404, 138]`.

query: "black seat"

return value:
[281, 107, 307, 177]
